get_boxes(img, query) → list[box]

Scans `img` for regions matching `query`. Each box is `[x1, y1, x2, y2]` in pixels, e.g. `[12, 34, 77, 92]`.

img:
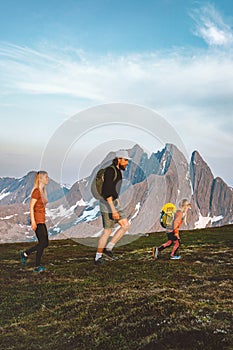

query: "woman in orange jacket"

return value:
[152, 199, 191, 260]
[19, 171, 49, 272]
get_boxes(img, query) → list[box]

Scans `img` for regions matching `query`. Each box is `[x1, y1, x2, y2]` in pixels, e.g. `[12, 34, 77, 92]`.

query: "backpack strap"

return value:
[109, 164, 118, 182]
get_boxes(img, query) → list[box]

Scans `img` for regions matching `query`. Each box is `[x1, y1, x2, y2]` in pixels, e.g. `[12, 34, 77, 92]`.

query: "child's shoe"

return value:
[170, 255, 181, 260]
[152, 247, 159, 260]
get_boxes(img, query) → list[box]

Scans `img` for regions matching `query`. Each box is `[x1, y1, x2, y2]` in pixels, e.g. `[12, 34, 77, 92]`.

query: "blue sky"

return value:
[0, 0, 233, 186]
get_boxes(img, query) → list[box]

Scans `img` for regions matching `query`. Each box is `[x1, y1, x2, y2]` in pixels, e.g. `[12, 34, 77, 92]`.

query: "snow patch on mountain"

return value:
[0, 191, 10, 200]
[160, 157, 167, 175]
[47, 198, 88, 220]
[0, 214, 17, 220]
[130, 202, 141, 222]
[23, 196, 30, 204]
[76, 198, 88, 206]
[195, 213, 224, 229]
[47, 204, 76, 220]
[75, 204, 100, 223]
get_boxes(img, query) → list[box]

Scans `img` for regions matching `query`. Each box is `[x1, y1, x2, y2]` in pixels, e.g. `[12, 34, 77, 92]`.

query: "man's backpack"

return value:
[91, 164, 117, 200]
[160, 202, 177, 229]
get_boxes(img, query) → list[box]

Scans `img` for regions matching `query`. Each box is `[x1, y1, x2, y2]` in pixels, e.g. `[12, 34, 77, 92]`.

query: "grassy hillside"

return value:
[0, 226, 232, 350]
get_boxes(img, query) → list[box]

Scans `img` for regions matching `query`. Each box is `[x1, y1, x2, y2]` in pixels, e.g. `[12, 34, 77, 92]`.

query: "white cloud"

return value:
[0, 16, 233, 184]
[0, 42, 232, 124]
[190, 3, 233, 46]
[0, 42, 233, 108]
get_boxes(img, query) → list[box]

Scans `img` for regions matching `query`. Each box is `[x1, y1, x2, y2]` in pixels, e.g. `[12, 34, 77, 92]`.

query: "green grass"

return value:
[0, 225, 232, 350]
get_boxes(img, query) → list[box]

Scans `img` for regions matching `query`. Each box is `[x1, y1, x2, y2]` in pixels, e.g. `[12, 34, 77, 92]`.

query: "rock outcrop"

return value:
[190, 151, 233, 228]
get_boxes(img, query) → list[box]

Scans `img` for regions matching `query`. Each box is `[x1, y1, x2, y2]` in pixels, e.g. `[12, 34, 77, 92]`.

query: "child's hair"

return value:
[179, 198, 190, 209]
[179, 198, 191, 225]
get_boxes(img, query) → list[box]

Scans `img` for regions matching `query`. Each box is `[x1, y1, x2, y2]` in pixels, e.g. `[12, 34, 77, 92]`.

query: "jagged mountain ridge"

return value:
[0, 171, 69, 205]
[0, 144, 232, 242]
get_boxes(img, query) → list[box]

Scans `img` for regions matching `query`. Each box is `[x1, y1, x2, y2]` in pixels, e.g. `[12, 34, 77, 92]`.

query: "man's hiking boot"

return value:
[94, 256, 105, 265]
[152, 247, 159, 260]
[103, 248, 119, 261]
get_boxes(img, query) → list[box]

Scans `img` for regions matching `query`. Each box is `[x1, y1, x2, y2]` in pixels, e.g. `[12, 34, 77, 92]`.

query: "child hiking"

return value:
[19, 171, 49, 272]
[152, 199, 191, 260]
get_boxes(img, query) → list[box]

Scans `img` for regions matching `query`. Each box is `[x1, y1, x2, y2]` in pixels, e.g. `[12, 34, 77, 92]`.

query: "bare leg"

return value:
[97, 228, 112, 253]
[110, 218, 130, 245]
[171, 239, 180, 257]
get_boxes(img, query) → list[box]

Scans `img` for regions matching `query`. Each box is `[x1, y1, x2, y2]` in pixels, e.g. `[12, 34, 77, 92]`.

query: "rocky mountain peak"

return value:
[190, 151, 214, 217]
[0, 144, 232, 242]
[0, 171, 68, 205]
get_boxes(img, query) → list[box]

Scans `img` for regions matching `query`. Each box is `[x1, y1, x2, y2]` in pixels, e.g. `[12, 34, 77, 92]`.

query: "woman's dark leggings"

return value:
[25, 223, 49, 267]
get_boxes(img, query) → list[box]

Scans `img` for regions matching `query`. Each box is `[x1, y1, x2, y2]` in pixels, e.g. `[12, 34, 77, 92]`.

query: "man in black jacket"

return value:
[95, 150, 131, 264]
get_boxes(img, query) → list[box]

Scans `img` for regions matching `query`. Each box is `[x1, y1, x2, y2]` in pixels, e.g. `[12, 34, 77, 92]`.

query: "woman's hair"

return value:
[33, 171, 48, 195]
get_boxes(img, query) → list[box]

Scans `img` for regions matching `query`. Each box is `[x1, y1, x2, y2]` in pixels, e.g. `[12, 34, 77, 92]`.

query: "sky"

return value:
[0, 0, 233, 186]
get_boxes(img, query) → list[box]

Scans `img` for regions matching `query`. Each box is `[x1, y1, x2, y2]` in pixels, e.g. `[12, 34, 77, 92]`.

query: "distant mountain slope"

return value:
[0, 171, 69, 205]
[0, 144, 232, 243]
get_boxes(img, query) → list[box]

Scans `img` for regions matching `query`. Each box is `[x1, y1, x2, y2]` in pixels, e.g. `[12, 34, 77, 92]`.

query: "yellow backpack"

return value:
[160, 203, 177, 229]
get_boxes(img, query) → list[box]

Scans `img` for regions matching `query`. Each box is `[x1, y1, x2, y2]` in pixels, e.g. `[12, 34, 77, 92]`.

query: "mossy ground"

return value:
[0, 226, 232, 349]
